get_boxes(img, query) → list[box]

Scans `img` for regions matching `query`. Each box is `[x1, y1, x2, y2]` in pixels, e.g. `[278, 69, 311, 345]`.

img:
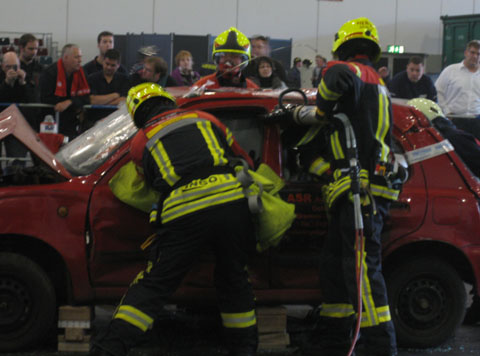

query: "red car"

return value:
[0, 88, 478, 351]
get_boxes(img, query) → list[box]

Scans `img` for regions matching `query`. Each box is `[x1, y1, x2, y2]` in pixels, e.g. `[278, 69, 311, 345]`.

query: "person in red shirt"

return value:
[193, 27, 259, 90]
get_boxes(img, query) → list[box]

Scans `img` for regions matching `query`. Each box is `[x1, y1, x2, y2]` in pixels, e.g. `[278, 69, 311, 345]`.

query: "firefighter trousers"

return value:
[92, 199, 258, 356]
[315, 197, 397, 356]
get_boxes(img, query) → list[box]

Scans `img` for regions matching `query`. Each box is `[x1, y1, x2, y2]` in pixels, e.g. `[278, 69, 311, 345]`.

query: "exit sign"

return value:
[387, 45, 405, 54]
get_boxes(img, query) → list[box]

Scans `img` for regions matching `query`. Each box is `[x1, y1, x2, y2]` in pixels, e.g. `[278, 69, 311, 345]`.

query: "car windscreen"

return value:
[55, 104, 138, 176]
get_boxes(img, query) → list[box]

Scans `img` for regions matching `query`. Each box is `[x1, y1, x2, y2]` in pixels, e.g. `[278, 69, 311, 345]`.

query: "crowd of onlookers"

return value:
[2, 31, 480, 144]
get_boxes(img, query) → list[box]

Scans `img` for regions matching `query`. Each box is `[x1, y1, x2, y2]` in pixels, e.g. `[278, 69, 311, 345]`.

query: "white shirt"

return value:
[435, 61, 480, 116]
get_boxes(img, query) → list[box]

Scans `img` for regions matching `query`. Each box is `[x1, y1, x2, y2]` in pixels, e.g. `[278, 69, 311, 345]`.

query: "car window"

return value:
[204, 107, 264, 167]
[55, 105, 138, 176]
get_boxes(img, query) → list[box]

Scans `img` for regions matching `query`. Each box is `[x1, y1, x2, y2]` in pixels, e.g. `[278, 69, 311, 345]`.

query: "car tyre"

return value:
[0, 252, 56, 351]
[386, 256, 466, 348]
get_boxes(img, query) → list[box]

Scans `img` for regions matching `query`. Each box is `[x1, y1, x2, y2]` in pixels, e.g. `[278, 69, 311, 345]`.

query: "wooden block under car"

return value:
[258, 332, 290, 349]
[58, 335, 91, 352]
[256, 306, 287, 333]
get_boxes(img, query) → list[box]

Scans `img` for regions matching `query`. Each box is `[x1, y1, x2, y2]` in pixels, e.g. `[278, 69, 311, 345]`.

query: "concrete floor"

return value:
[4, 304, 479, 356]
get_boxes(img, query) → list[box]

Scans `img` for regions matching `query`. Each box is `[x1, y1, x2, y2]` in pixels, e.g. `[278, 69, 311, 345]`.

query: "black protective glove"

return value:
[263, 104, 299, 124]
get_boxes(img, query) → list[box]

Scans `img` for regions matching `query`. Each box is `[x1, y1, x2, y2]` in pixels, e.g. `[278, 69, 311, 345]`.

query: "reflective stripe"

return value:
[149, 209, 157, 224]
[350, 63, 362, 78]
[149, 140, 180, 186]
[161, 174, 244, 223]
[376, 85, 391, 162]
[330, 131, 345, 159]
[196, 120, 228, 166]
[226, 129, 234, 146]
[320, 303, 355, 318]
[319, 78, 342, 101]
[221, 310, 257, 328]
[309, 157, 330, 176]
[370, 183, 399, 201]
[114, 305, 154, 332]
[296, 125, 323, 146]
[360, 252, 379, 327]
[361, 305, 392, 327]
[146, 114, 199, 140]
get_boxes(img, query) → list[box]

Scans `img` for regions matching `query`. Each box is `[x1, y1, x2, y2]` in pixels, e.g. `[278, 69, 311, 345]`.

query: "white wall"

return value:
[0, 0, 479, 66]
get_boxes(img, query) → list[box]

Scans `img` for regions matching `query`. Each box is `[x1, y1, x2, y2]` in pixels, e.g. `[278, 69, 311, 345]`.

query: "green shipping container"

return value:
[441, 14, 480, 68]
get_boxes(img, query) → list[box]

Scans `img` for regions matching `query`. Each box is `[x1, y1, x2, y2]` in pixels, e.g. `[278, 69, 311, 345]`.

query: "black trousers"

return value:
[93, 199, 258, 356]
[315, 197, 397, 356]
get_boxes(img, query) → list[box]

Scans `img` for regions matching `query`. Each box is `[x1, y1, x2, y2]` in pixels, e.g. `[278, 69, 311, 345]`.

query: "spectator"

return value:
[129, 45, 159, 87]
[140, 56, 176, 87]
[407, 98, 480, 177]
[0, 51, 27, 103]
[0, 51, 28, 161]
[377, 66, 391, 85]
[300, 58, 313, 88]
[387, 56, 437, 101]
[243, 35, 287, 82]
[18, 33, 44, 103]
[85, 49, 130, 130]
[286, 57, 302, 88]
[83, 31, 127, 77]
[248, 56, 287, 89]
[311, 54, 327, 87]
[435, 40, 480, 116]
[40, 44, 90, 140]
[193, 27, 259, 89]
[170, 50, 200, 86]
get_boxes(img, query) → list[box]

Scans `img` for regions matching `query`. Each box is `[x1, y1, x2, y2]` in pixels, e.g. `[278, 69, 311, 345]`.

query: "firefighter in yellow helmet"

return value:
[193, 27, 259, 89]
[89, 82, 259, 356]
[266, 17, 400, 355]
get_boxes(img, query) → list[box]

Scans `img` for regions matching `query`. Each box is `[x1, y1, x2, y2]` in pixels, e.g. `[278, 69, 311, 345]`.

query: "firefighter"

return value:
[192, 27, 259, 89]
[266, 17, 401, 356]
[90, 82, 258, 356]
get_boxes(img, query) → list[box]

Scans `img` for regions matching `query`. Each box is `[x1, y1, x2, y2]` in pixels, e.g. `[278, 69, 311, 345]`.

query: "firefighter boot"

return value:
[301, 315, 356, 356]
[223, 324, 258, 356]
[90, 318, 145, 356]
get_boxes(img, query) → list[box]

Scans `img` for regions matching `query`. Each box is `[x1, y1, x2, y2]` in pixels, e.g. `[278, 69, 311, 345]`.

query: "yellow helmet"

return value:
[212, 27, 251, 64]
[126, 82, 176, 124]
[407, 98, 445, 122]
[332, 17, 381, 62]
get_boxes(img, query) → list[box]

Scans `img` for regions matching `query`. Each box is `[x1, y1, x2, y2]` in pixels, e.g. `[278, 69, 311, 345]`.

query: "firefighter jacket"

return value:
[129, 109, 254, 224]
[296, 57, 400, 209]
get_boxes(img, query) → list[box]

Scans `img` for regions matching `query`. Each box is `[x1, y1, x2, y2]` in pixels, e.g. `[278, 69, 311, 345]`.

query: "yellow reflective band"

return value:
[162, 189, 244, 223]
[221, 310, 257, 328]
[350, 63, 362, 78]
[149, 209, 157, 223]
[330, 131, 345, 159]
[316, 107, 325, 117]
[226, 129, 234, 146]
[114, 305, 154, 332]
[320, 303, 355, 318]
[376, 85, 391, 162]
[161, 174, 245, 223]
[370, 184, 399, 201]
[196, 120, 228, 166]
[361, 253, 379, 327]
[319, 79, 341, 101]
[146, 113, 199, 139]
[309, 157, 330, 176]
[360, 305, 392, 327]
[297, 125, 322, 146]
[149, 140, 180, 187]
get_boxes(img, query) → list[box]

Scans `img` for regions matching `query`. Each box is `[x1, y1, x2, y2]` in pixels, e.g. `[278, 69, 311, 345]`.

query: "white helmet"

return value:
[406, 98, 445, 122]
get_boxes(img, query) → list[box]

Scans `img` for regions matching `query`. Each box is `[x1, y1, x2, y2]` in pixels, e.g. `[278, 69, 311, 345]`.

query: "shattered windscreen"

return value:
[55, 104, 138, 176]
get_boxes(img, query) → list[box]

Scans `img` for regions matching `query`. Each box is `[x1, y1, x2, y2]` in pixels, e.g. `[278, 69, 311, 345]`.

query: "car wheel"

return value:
[386, 257, 466, 348]
[0, 252, 56, 352]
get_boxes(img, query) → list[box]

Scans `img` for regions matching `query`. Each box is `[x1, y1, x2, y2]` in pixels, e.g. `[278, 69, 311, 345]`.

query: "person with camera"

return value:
[0, 51, 27, 103]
